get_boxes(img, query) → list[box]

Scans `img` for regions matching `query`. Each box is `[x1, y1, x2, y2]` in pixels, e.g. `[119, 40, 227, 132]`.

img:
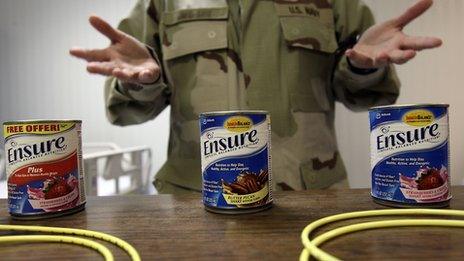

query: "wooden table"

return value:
[1, 188, 464, 260]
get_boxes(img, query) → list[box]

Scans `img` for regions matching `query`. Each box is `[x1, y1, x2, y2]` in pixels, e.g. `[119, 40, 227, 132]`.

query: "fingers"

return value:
[112, 66, 160, 84]
[394, 0, 433, 28]
[85, 63, 159, 84]
[401, 36, 442, 51]
[89, 15, 123, 43]
[139, 70, 155, 83]
[346, 49, 374, 68]
[86, 62, 116, 75]
[112, 68, 140, 83]
[346, 49, 389, 68]
[375, 52, 390, 66]
[139, 69, 158, 83]
[69, 47, 110, 62]
[113, 68, 159, 84]
[347, 48, 418, 67]
[388, 49, 417, 64]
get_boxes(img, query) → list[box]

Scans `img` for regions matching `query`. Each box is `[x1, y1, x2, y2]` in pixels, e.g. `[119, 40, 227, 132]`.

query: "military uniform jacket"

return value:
[105, 0, 400, 191]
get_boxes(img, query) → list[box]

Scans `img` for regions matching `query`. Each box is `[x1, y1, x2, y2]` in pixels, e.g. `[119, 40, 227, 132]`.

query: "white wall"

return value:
[337, 0, 464, 187]
[0, 0, 462, 189]
[0, 0, 170, 184]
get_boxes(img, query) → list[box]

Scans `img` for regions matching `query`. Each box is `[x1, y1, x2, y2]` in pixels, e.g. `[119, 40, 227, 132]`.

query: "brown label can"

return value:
[199, 111, 273, 214]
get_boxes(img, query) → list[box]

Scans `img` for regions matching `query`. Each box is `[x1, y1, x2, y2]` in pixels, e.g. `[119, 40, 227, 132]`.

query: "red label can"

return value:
[3, 120, 86, 219]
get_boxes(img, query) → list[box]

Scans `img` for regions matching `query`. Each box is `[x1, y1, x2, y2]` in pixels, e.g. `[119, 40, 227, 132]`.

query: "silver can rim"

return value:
[369, 103, 449, 111]
[199, 110, 269, 116]
[3, 119, 82, 125]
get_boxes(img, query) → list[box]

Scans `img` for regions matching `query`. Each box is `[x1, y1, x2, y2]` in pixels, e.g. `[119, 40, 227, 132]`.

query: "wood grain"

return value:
[1, 188, 464, 260]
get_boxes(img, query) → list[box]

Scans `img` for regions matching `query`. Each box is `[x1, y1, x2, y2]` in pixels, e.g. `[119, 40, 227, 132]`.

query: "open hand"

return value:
[346, 0, 442, 69]
[70, 16, 160, 84]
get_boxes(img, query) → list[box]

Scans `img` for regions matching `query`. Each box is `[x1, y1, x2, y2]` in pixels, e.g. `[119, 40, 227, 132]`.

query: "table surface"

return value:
[1, 188, 464, 260]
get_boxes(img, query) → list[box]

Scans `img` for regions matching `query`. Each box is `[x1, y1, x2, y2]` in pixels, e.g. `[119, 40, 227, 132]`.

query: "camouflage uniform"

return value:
[105, 0, 400, 193]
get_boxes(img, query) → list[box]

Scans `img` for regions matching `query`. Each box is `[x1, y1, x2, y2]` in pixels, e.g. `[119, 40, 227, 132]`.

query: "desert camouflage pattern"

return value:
[105, 0, 400, 192]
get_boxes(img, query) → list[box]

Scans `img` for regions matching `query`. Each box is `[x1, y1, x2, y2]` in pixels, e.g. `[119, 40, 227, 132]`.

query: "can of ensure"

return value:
[199, 111, 272, 214]
[3, 120, 86, 219]
[369, 104, 450, 207]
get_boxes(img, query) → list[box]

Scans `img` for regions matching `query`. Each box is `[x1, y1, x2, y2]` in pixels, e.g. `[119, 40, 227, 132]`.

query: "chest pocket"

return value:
[160, 1, 230, 119]
[161, 3, 228, 60]
[275, 1, 338, 53]
[274, 1, 339, 113]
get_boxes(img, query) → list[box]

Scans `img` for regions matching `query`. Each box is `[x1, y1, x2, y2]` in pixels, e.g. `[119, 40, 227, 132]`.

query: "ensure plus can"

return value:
[199, 111, 272, 214]
[369, 104, 450, 207]
[3, 120, 86, 219]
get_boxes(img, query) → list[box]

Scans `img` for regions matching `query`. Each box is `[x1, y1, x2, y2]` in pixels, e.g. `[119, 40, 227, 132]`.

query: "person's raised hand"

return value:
[346, 0, 442, 69]
[70, 16, 160, 84]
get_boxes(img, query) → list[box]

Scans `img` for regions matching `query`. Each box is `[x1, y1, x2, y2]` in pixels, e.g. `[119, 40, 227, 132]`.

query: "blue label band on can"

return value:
[369, 104, 451, 205]
[199, 111, 272, 211]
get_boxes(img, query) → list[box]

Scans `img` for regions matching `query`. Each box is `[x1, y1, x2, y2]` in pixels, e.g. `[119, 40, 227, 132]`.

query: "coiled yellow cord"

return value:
[0, 225, 141, 261]
[0, 235, 113, 260]
[300, 209, 464, 261]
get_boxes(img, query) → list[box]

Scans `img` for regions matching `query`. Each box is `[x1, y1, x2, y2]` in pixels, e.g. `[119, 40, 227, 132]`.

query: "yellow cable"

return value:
[0, 225, 141, 261]
[0, 235, 113, 261]
[300, 209, 464, 261]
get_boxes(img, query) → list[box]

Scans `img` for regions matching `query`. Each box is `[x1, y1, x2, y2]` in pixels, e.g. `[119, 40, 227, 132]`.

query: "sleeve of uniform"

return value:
[104, 0, 169, 126]
[331, 0, 400, 111]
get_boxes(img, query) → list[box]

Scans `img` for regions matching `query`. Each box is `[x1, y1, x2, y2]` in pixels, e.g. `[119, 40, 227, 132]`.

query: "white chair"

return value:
[0, 150, 6, 199]
[83, 143, 153, 196]
[0, 150, 5, 181]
